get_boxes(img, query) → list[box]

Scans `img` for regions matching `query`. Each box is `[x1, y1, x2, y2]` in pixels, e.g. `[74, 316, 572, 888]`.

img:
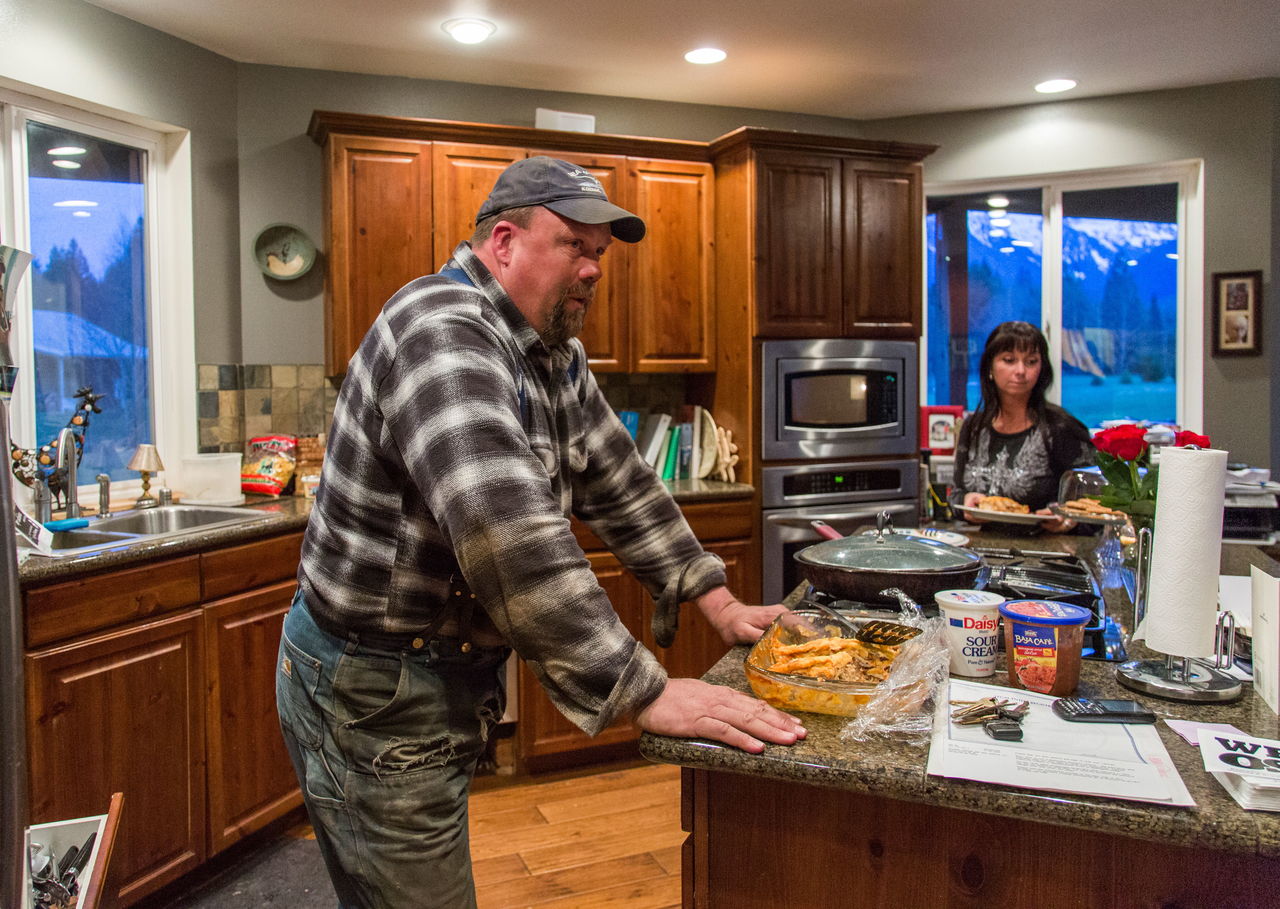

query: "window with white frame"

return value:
[923, 162, 1203, 432]
[2, 90, 195, 500]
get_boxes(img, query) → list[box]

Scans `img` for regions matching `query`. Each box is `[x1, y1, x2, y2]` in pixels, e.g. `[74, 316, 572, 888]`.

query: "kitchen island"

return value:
[639, 527, 1280, 908]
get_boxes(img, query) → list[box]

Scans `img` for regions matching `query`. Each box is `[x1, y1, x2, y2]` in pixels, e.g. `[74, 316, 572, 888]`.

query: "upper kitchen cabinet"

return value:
[321, 134, 432, 375]
[309, 112, 715, 376]
[709, 128, 936, 340]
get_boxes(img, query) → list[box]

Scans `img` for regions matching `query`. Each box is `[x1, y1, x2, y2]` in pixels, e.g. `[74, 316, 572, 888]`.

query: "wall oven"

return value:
[761, 459, 919, 604]
[761, 338, 918, 461]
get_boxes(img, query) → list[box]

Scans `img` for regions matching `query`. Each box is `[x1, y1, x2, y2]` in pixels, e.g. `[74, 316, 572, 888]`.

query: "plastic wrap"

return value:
[839, 601, 951, 746]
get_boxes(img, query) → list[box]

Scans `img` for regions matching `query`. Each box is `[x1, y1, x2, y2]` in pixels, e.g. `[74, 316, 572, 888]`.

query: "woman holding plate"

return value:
[953, 321, 1093, 532]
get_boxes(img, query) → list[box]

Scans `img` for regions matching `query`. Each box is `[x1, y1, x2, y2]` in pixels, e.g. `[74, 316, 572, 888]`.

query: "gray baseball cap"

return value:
[476, 156, 646, 243]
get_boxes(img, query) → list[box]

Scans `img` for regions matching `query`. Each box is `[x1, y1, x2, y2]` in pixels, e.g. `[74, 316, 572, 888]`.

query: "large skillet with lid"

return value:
[794, 513, 989, 607]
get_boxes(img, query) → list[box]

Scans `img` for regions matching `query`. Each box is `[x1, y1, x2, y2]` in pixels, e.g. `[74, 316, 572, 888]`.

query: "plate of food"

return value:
[1050, 499, 1130, 526]
[951, 494, 1057, 525]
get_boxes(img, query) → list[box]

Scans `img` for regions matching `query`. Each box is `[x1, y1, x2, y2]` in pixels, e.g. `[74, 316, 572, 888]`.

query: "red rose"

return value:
[1092, 424, 1147, 461]
[1173, 430, 1210, 448]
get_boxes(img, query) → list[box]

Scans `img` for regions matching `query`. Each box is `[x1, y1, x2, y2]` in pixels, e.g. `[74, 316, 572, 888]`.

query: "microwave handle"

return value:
[768, 504, 914, 531]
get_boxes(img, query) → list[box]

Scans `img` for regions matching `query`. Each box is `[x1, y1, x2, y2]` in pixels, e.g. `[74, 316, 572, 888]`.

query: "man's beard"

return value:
[540, 284, 592, 347]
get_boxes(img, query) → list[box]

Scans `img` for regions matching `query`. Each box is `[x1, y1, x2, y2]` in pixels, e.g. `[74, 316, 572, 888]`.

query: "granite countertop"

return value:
[19, 478, 754, 585]
[639, 522, 1280, 858]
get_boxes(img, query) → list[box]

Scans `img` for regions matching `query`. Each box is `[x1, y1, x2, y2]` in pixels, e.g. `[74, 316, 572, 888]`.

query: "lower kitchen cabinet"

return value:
[23, 531, 304, 907]
[203, 579, 302, 854]
[516, 502, 755, 772]
[26, 609, 208, 904]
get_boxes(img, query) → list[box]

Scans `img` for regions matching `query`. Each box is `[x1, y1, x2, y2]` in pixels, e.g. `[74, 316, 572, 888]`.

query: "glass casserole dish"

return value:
[744, 606, 906, 717]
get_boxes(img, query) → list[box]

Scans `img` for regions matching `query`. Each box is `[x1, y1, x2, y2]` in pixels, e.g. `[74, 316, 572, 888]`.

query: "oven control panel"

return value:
[761, 458, 918, 509]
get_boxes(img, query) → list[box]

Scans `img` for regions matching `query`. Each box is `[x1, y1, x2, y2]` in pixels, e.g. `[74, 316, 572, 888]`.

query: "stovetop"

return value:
[803, 545, 1128, 661]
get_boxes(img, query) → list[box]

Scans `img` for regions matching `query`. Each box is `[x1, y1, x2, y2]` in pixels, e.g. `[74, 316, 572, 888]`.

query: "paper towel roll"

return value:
[1134, 446, 1228, 657]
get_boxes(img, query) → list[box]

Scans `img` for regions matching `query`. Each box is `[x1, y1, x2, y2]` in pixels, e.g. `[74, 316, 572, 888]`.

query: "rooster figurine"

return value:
[11, 386, 105, 508]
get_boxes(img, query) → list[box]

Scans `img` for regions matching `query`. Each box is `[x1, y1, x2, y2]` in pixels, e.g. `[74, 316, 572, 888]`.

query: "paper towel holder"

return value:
[1116, 527, 1243, 702]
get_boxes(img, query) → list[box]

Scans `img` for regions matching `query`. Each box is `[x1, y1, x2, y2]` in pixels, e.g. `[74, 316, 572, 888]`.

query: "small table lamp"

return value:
[128, 443, 165, 508]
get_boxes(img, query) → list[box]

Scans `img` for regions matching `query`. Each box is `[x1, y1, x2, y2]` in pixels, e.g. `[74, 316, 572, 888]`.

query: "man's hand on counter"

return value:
[695, 586, 788, 645]
[636, 678, 807, 753]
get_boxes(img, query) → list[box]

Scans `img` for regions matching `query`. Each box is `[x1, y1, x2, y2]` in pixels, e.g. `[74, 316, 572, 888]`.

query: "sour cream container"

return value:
[998, 600, 1092, 695]
[934, 589, 1006, 677]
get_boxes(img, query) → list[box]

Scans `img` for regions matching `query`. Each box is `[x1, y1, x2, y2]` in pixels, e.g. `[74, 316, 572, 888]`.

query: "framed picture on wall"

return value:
[1212, 270, 1263, 356]
[920, 405, 964, 454]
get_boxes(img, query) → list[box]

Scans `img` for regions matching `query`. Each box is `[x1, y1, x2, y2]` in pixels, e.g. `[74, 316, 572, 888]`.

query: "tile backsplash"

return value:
[196, 366, 688, 453]
[197, 364, 337, 453]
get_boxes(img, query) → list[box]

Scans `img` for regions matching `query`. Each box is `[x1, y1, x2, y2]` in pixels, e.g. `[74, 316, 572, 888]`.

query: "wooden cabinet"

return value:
[323, 134, 433, 373]
[515, 499, 754, 772]
[23, 531, 304, 906]
[309, 113, 715, 376]
[710, 131, 932, 341]
[26, 610, 207, 905]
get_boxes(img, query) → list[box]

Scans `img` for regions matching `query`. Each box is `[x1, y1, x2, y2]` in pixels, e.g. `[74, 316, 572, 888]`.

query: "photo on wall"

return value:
[1213, 270, 1263, 356]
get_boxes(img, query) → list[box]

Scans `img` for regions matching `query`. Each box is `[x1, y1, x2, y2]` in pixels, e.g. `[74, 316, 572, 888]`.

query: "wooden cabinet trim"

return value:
[25, 555, 202, 649]
[200, 531, 304, 601]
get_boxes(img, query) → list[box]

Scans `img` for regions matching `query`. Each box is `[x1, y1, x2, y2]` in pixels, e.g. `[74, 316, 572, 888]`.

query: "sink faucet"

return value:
[96, 473, 111, 517]
[56, 427, 81, 519]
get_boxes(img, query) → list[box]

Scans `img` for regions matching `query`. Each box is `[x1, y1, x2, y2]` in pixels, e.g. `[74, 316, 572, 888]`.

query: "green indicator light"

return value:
[834, 476, 844, 483]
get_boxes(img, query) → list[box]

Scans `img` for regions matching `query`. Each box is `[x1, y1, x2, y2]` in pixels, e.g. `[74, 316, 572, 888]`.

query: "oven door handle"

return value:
[767, 504, 914, 530]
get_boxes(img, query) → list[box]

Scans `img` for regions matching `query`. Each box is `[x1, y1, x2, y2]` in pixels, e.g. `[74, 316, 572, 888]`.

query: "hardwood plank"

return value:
[519, 824, 685, 875]
[650, 846, 681, 877]
[470, 804, 677, 862]
[527, 873, 681, 909]
[470, 805, 547, 838]
[472, 853, 530, 890]
[478, 854, 668, 908]
[536, 778, 680, 825]
[470, 764, 677, 817]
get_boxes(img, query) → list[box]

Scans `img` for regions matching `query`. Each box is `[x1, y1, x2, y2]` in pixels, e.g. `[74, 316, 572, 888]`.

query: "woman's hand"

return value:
[1036, 507, 1076, 534]
[961, 491, 991, 523]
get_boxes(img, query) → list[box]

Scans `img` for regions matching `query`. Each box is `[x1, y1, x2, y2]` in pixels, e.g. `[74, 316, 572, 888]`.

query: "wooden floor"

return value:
[469, 762, 683, 908]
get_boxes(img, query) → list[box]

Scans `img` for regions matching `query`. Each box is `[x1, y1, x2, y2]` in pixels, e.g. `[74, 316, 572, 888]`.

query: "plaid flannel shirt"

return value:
[299, 243, 726, 734]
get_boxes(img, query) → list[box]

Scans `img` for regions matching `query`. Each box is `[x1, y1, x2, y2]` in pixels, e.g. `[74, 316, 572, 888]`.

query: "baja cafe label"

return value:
[1198, 730, 1280, 779]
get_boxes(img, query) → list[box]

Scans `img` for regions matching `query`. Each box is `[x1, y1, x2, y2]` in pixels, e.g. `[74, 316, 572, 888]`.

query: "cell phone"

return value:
[1051, 697, 1157, 723]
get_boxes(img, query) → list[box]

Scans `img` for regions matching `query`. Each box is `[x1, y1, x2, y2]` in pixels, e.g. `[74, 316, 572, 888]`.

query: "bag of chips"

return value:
[241, 434, 298, 496]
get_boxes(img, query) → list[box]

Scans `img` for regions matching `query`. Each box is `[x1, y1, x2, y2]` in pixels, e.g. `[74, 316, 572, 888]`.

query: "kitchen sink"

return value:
[40, 504, 274, 558]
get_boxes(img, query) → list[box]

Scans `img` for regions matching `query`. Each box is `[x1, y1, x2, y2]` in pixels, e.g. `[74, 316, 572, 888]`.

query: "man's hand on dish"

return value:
[695, 587, 787, 645]
[636, 678, 806, 753]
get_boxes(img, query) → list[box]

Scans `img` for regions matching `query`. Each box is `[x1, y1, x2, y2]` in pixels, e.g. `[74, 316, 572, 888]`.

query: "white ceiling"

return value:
[84, 0, 1280, 120]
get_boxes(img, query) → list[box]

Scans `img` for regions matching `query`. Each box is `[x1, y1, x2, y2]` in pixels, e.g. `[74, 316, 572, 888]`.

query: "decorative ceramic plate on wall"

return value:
[252, 223, 317, 280]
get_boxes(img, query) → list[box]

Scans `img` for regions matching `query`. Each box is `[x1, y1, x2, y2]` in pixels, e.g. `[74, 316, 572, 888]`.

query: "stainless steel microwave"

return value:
[761, 338, 918, 460]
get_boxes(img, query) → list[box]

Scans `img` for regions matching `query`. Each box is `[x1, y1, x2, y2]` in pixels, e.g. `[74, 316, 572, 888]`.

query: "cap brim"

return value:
[544, 198, 646, 243]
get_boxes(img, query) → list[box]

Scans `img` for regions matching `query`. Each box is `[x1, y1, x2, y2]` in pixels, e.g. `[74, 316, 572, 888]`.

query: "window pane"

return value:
[26, 120, 151, 481]
[1060, 184, 1178, 428]
[925, 190, 1043, 408]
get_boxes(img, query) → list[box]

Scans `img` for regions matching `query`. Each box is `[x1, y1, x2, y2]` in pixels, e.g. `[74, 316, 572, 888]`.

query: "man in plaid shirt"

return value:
[276, 157, 805, 908]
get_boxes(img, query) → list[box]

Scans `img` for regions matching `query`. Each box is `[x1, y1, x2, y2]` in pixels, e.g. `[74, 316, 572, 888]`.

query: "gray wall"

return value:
[234, 64, 870, 363]
[862, 79, 1280, 469]
[1, 0, 242, 362]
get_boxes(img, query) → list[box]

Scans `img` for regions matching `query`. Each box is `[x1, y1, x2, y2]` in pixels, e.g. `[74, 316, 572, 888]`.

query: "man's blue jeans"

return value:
[275, 590, 508, 909]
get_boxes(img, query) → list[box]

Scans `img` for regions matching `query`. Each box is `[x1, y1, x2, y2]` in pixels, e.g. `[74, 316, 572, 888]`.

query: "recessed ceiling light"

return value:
[989, 218, 1011, 228]
[72, 211, 91, 218]
[1012, 240, 1035, 247]
[1166, 253, 1179, 260]
[1035, 78, 1077, 94]
[987, 209, 1008, 218]
[685, 47, 727, 65]
[52, 160, 81, 169]
[441, 18, 496, 44]
[48, 146, 87, 156]
[999, 246, 1015, 253]
[988, 228, 1007, 238]
[986, 195, 1009, 208]
[1126, 259, 1138, 267]
[53, 200, 98, 207]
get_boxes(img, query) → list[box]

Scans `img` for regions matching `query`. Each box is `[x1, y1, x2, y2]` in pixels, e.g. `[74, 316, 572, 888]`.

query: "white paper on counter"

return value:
[1164, 719, 1245, 747]
[1135, 446, 1228, 658]
[927, 679, 1195, 806]
[1253, 565, 1280, 715]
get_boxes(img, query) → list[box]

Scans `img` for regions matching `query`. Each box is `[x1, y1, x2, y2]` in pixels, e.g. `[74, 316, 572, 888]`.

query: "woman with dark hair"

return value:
[953, 321, 1093, 531]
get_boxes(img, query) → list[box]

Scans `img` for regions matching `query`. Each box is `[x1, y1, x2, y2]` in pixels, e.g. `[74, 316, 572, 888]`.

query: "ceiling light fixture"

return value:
[987, 209, 1008, 219]
[1035, 78, 1077, 94]
[441, 18, 496, 44]
[73, 211, 91, 218]
[986, 196, 1009, 208]
[989, 218, 1011, 228]
[53, 200, 98, 207]
[48, 146, 87, 156]
[685, 47, 726, 65]
[52, 160, 81, 170]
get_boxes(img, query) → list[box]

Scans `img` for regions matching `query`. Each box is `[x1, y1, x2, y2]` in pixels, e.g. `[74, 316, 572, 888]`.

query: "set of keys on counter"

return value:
[950, 697, 1030, 741]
